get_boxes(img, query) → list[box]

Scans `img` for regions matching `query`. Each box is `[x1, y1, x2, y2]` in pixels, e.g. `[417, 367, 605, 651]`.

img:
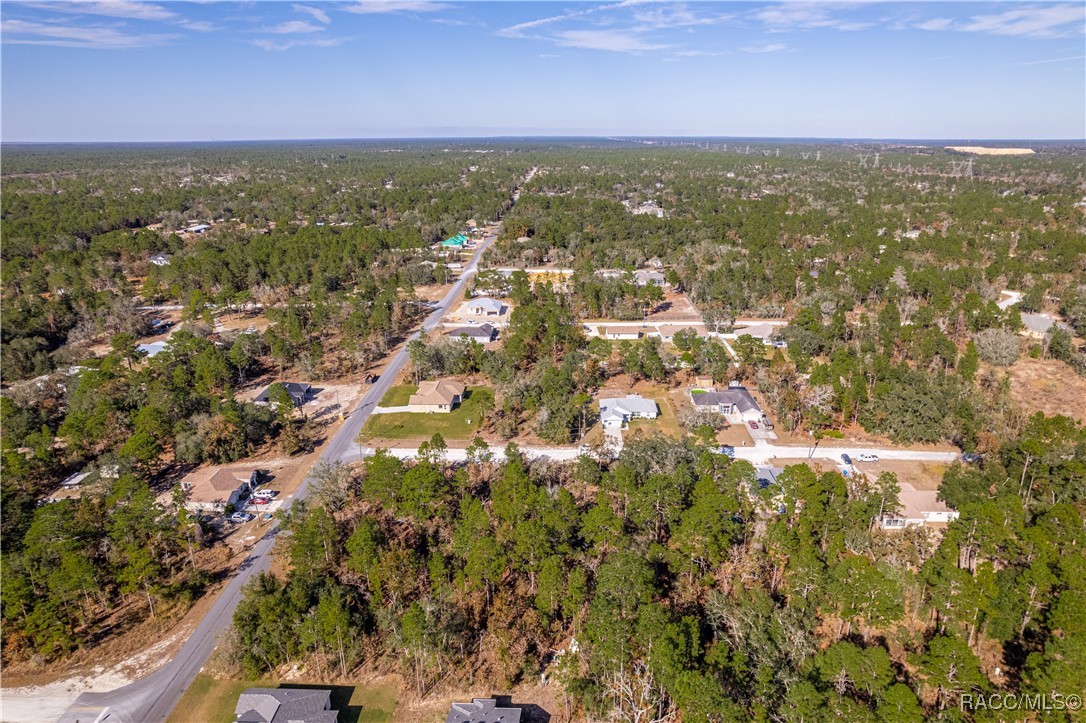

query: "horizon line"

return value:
[4, 135, 1085, 146]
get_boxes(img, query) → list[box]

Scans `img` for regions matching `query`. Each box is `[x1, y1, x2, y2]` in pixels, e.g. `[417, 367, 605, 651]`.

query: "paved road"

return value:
[58, 233, 498, 723]
[335, 441, 960, 467]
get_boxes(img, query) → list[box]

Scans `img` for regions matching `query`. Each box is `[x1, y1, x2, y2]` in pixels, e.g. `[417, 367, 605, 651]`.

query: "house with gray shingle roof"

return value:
[599, 395, 658, 429]
[689, 384, 763, 422]
[234, 688, 337, 723]
[446, 697, 522, 723]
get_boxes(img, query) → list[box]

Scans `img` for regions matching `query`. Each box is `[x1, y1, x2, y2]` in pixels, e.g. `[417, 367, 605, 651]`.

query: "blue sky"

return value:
[2, 1, 1083, 141]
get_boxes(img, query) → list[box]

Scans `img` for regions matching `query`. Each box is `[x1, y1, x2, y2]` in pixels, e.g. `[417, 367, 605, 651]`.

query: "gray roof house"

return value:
[690, 384, 762, 420]
[446, 698, 522, 723]
[463, 297, 505, 316]
[446, 323, 498, 342]
[254, 382, 313, 407]
[1020, 313, 1072, 339]
[149, 253, 172, 266]
[634, 270, 667, 287]
[235, 688, 338, 723]
[599, 394, 659, 429]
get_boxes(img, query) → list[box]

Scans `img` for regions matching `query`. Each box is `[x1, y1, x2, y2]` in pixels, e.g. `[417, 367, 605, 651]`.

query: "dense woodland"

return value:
[234, 430, 1086, 721]
[2, 141, 1085, 718]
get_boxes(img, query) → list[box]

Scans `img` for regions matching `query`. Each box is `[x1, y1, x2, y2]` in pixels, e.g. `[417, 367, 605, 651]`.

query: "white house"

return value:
[879, 488, 960, 530]
[633, 270, 667, 287]
[149, 253, 172, 266]
[599, 395, 659, 429]
[461, 297, 505, 317]
[137, 341, 169, 358]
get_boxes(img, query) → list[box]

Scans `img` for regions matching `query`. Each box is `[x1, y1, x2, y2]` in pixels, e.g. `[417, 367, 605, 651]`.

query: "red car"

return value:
[749, 421, 759, 430]
[250, 497, 271, 506]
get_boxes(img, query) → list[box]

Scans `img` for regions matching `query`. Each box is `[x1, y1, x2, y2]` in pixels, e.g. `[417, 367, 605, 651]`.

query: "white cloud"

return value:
[0, 17, 176, 48]
[915, 18, 953, 31]
[960, 5, 1084, 38]
[293, 4, 331, 25]
[742, 42, 790, 53]
[21, 0, 178, 22]
[261, 20, 325, 34]
[673, 49, 726, 57]
[1012, 54, 1086, 66]
[344, 1, 453, 14]
[251, 36, 346, 52]
[754, 3, 873, 32]
[553, 29, 667, 53]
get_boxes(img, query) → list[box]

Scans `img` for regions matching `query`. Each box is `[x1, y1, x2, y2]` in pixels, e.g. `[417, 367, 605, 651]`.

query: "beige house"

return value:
[408, 380, 467, 413]
[602, 325, 643, 340]
[183, 467, 258, 512]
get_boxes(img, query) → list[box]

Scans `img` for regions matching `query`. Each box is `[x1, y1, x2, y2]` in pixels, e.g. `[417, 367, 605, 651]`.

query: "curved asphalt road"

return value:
[58, 232, 497, 723]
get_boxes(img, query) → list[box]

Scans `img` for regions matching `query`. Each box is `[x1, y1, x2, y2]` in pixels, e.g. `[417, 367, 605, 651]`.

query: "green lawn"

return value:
[362, 387, 493, 441]
[168, 674, 398, 723]
[378, 385, 418, 407]
[627, 395, 682, 438]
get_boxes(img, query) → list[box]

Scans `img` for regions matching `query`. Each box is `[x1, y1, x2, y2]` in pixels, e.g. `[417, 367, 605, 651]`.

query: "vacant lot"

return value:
[1004, 356, 1086, 423]
[770, 458, 949, 491]
[362, 388, 493, 441]
[168, 674, 398, 723]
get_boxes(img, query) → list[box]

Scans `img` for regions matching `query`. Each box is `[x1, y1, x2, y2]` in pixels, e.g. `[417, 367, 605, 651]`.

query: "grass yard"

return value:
[362, 387, 493, 441]
[626, 395, 683, 438]
[378, 385, 418, 407]
[167, 674, 398, 723]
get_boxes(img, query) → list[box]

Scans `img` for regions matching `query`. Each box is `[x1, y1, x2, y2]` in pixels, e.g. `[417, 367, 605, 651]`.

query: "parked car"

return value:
[962, 453, 984, 463]
[749, 421, 759, 430]
[229, 512, 254, 522]
[250, 497, 271, 506]
[857, 453, 879, 462]
[841, 453, 853, 466]
[757, 478, 773, 490]
[761, 415, 775, 430]
[253, 489, 277, 499]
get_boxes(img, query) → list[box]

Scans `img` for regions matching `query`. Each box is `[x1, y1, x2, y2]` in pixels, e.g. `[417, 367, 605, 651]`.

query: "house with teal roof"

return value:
[441, 233, 469, 248]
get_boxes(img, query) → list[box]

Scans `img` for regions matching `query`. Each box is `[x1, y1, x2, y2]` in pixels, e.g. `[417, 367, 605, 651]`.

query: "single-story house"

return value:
[184, 468, 259, 512]
[408, 380, 467, 413]
[733, 323, 776, 342]
[1019, 313, 1072, 340]
[461, 297, 505, 317]
[137, 341, 169, 358]
[185, 224, 211, 234]
[656, 325, 700, 344]
[446, 323, 498, 342]
[595, 269, 627, 281]
[254, 382, 312, 407]
[446, 698, 523, 723]
[149, 254, 172, 266]
[441, 234, 469, 249]
[60, 471, 91, 488]
[602, 325, 643, 340]
[599, 394, 659, 429]
[879, 488, 960, 530]
[634, 270, 667, 287]
[235, 688, 338, 723]
[689, 383, 763, 422]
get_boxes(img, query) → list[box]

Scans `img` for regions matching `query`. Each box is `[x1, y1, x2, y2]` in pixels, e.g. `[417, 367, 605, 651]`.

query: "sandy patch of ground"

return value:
[413, 282, 455, 304]
[1004, 356, 1086, 424]
[1, 632, 186, 723]
[646, 291, 704, 322]
[945, 146, 1035, 156]
[769, 457, 949, 491]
